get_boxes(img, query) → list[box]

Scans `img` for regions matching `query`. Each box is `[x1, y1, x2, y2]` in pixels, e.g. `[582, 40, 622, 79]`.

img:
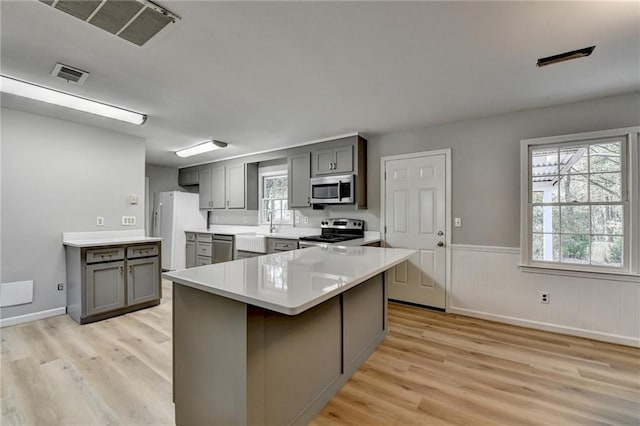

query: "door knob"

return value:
[437, 241, 445, 247]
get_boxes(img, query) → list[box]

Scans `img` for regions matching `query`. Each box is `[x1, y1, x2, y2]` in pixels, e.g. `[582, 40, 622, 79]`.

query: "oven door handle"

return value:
[338, 181, 342, 201]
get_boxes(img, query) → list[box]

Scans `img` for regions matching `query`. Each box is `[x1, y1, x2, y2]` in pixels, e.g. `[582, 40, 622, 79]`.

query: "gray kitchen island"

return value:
[163, 245, 414, 426]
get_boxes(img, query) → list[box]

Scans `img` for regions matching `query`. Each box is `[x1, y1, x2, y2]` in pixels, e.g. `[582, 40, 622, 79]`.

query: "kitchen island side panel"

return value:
[173, 284, 248, 425]
[173, 272, 387, 426]
[247, 297, 342, 426]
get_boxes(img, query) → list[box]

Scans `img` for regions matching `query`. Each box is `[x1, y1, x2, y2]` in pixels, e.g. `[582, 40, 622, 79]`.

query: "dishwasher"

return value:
[212, 234, 234, 263]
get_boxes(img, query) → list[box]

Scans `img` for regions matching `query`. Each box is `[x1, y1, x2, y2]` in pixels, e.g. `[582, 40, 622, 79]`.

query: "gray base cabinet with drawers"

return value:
[186, 232, 235, 267]
[65, 242, 161, 324]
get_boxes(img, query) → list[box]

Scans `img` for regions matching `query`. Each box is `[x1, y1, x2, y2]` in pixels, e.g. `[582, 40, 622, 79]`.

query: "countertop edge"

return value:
[164, 249, 414, 315]
[63, 237, 163, 248]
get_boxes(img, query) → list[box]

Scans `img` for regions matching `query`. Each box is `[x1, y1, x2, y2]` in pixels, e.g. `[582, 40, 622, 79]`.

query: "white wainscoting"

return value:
[450, 244, 640, 347]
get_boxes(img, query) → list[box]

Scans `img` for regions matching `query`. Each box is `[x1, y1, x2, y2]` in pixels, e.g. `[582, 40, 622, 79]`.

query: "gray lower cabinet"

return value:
[267, 238, 298, 253]
[127, 256, 160, 305]
[185, 241, 196, 268]
[187, 233, 235, 267]
[85, 260, 125, 316]
[65, 242, 161, 324]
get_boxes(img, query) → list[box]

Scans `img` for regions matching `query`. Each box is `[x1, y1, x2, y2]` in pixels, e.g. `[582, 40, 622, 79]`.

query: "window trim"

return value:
[259, 169, 292, 225]
[520, 126, 640, 277]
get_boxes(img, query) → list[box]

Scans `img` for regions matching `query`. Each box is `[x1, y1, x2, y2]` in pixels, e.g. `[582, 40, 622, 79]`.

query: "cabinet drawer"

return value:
[186, 232, 196, 242]
[126, 244, 158, 259]
[86, 247, 125, 263]
[196, 242, 212, 257]
[196, 256, 212, 266]
[274, 240, 297, 251]
[196, 233, 213, 243]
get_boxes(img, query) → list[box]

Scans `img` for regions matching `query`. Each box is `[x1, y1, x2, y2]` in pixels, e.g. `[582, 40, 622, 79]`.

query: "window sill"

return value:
[519, 263, 640, 283]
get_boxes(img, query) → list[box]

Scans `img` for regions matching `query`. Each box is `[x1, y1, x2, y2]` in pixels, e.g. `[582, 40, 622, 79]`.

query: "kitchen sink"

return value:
[235, 234, 267, 253]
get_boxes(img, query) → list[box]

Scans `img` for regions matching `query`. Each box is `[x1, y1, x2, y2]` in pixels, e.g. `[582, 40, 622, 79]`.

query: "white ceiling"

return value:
[1, 1, 638, 167]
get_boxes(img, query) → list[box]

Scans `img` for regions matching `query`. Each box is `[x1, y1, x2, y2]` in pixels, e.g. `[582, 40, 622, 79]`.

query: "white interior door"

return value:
[384, 153, 447, 308]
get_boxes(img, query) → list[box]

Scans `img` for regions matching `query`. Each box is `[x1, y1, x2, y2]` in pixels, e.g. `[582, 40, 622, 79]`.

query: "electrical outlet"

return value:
[121, 216, 136, 226]
[304, 216, 309, 224]
[96, 216, 104, 226]
[57, 283, 64, 291]
[540, 291, 550, 304]
[243, 216, 247, 224]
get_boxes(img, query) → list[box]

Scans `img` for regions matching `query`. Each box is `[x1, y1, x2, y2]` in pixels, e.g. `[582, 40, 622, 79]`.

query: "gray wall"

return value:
[1, 108, 146, 318]
[144, 163, 194, 233]
[357, 92, 640, 246]
[194, 92, 640, 240]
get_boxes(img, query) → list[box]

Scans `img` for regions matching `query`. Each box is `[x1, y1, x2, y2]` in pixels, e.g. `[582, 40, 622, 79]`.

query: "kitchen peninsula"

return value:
[164, 245, 414, 425]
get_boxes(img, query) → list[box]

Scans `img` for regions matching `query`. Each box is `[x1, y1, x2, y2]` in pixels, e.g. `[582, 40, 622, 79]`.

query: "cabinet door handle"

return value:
[129, 264, 133, 273]
[227, 200, 230, 207]
[119, 266, 123, 275]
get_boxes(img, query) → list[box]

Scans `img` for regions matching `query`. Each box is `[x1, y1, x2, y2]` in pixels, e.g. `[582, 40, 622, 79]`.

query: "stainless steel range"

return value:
[298, 218, 365, 248]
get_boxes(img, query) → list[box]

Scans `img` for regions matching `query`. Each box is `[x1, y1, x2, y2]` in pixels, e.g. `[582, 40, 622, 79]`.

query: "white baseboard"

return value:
[0, 307, 66, 328]
[449, 306, 640, 348]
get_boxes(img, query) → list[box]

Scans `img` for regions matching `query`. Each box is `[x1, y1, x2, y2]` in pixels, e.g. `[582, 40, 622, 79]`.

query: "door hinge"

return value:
[384, 226, 387, 234]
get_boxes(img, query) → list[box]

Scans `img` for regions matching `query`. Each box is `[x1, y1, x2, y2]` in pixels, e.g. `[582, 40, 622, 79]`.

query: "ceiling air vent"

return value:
[38, 0, 180, 47]
[51, 63, 90, 85]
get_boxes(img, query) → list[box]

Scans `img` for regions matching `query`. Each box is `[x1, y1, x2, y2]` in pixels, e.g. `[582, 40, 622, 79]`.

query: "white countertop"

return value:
[164, 246, 414, 315]
[187, 225, 381, 246]
[185, 225, 321, 239]
[63, 230, 162, 247]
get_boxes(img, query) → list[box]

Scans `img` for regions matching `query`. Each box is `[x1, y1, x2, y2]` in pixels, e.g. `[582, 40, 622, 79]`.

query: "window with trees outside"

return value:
[261, 173, 292, 224]
[521, 127, 639, 275]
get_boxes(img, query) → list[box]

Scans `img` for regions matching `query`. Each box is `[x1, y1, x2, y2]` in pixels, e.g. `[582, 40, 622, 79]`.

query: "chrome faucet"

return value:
[268, 209, 276, 234]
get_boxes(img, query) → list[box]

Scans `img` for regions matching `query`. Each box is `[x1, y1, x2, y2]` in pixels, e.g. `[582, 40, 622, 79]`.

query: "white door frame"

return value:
[380, 148, 452, 311]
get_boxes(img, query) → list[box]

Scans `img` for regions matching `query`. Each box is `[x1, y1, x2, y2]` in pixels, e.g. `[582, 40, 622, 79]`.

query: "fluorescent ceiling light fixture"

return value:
[537, 46, 595, 67]
[0, 75, 147, 125]
[176, 140, 228, 158]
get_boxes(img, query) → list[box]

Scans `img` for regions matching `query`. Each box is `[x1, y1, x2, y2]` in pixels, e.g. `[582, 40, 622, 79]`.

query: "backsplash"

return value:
[207, 207, 377, 231]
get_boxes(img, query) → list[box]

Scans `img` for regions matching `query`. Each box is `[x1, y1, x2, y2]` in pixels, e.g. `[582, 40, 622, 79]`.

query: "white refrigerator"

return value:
[152, 191, 206, 270]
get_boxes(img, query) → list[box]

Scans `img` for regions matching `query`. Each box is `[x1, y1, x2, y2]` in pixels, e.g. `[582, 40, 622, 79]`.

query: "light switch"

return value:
[128, 194, 138, 205]
[454, 217, 462, 228]
[96, 217, 104, 226]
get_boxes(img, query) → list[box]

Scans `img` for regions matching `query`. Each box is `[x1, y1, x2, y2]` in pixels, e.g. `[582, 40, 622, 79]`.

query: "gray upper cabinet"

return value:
[179, 169, 199, 186]
[312, 145, 353, 175]
[85, 260, 126, 317]
[226, 163, 245, 209]
[288, 153, 311, 208]
[210, 167, 226, 209]
[198, 163, 258, 211]
[199, 166, 225, 209]
[198, 168, 213, 209]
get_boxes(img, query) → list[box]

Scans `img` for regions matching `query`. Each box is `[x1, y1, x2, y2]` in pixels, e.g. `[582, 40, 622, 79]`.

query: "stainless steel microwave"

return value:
[310, 174, 355, 204]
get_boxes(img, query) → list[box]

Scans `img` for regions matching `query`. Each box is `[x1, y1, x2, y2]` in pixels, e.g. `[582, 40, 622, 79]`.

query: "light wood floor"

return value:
[2, 280, 639, 425]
